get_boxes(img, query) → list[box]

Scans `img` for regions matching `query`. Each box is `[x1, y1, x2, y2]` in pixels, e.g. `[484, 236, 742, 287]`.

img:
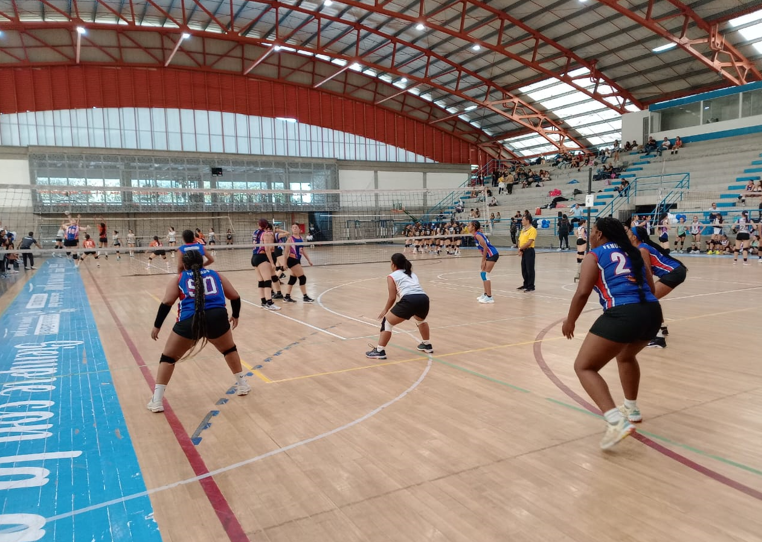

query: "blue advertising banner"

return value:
[0, 260, 161, 542]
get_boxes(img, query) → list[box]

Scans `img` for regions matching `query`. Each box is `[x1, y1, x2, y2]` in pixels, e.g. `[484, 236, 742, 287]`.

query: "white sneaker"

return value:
[264, 303, 281, 311]
[476, 294, 486, 302]
[600, 418, 636, 450]
[619, 404, 643, 423]
[146, 399, 164, 413]
[479, 296, 495, 304]
[235, 382, 251, 396]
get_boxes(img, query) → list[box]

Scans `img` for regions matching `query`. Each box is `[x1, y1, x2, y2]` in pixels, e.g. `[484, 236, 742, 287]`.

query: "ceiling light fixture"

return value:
[181, 32, 191, 40]
[76, 26, 86, 34]
[652, 42, 677, 53]
[400, 78, 407, 83]
[472, 44, 481, 51]
[416, 23, 425, 31]
[325, 0, 333, 5]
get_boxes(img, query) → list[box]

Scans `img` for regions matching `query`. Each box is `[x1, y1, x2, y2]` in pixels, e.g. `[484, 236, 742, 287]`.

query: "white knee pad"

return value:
[380, 317, 394, 332]
[414, 319, 426, 327]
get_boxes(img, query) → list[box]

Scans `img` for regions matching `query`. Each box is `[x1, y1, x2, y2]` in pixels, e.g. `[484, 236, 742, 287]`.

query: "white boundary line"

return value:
[45, 356, 432, 524]
[240, 297, 347, 340]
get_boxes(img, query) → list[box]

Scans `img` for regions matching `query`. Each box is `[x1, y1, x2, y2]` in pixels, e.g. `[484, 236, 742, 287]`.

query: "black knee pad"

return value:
[258, 280, 266, 288]
[222, 345, 237, 356]
[263, 280, 272, 288]
[288, 275, 298, 285]
[160, 354, 177, 365]
[299, 275, 306, 285]
[271, 275, 279, 283]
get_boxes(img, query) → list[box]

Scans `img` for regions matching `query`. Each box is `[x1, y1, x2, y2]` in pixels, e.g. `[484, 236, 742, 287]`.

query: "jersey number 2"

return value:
[186, 276, 218, 296]
[610, 252, 630, 275]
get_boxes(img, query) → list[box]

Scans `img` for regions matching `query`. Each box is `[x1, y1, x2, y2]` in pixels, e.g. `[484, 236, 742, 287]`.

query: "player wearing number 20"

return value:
[562, 218, 662, 451]
[147, 250, 251, 414]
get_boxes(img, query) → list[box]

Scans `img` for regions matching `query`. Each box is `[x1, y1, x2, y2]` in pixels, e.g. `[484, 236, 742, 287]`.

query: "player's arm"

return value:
[152, 277, 181, 340]
[301, 245, 313, 266]
[562, 253, 597, 339]
[378, 276, 397, 319]
[202, 247, 215, 268]
[218, 273, 241, 329]
[263, 232, 275, 266]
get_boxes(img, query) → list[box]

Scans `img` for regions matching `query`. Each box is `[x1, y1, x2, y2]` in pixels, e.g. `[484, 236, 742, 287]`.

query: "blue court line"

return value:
[0, 260, 161, 542]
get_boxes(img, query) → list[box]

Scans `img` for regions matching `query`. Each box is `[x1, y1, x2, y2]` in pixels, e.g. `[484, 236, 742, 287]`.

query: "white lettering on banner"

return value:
[0, 514, 46, 542]
[25, 294, 48, 310]
[0, 451, 82, 490]
[34, 314, 60, 336]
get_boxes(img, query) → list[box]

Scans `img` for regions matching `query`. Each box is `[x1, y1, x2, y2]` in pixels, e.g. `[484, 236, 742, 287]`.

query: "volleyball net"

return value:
[0, 183, 491, 275]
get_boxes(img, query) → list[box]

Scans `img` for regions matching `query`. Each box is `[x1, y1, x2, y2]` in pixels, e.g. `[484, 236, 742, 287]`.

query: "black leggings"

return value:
[558, 233, 568, 249]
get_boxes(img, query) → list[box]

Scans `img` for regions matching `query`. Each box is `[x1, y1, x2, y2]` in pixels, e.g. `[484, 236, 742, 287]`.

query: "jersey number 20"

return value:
[186, 276, 218, 296]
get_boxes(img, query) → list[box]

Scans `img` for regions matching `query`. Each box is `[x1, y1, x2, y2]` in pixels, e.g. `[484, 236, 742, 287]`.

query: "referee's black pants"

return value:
[521, 247, 536, 290]
[22, 253, 34, 268]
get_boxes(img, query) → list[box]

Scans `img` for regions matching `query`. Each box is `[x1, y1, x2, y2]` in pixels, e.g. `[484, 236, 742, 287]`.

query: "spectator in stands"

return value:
[488, 196, 498, 207]
[644, 136, 657, 155]
[469, 209, 476, 219]
[738, 180, 755, 205]
[657, 137, 671, 157]
[495, 212, 502, 223]
[475, 208, 481, 219]
[671, 136, 682, 154]
[616, 179, 630, 197]
[505, 171, 515, 194]
[510, 211, 521, 247]
[612, 140, 620, 163]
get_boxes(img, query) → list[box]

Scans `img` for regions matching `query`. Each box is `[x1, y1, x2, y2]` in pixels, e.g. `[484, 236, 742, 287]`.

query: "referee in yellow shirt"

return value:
[517, 215, 537, 292]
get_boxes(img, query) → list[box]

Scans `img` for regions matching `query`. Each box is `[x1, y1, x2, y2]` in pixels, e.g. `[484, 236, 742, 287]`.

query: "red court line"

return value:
[87, 269, 250, 541]
[533, 316, 762, 502]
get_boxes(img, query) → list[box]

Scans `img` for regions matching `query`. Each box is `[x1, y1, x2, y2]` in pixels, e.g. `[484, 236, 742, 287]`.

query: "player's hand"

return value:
[229, 316, 238, 330]
[308, 261, 313, 267]
[378, 311, 386, 320]
[518, 250, 523, 256]
[561, 319, 575, 339]
[151, 327, 160, 340]
[480, 261, 486, 271]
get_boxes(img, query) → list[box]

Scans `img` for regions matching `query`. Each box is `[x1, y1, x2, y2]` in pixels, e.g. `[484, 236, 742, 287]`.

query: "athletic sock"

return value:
[603, 407, 624, 425]
[261, 297, 267, 305]
[234, 371, 247, 384]
[624, 399, 637, 410]
[152, 384, 166, 403]
[656, 329, 664, 338]
[376, 345, 386, 352]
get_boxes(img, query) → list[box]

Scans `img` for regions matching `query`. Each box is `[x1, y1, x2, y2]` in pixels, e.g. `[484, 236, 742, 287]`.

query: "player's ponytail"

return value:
[181, 250, 208, 360]
[391, 253, 413, 276]
[633, 226, 687, 270]
[596, 217, 647, 303]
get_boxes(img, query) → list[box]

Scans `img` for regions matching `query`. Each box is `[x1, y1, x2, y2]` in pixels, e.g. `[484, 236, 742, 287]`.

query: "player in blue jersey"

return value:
[270, 226, 289, 298]
[176, 229, 214, 272]
[628, 226, 687, 349]
[470, 220, 499, 304]
[563, 217, 662, 450]
[282, 224, 315, 304]
[251, 219, 281, 311]
[148, 250, 250, 413]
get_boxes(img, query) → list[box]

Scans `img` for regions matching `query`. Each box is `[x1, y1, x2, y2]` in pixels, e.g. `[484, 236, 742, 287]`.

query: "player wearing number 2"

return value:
[563, 218, 662, 450]
[147, 250, 250, 413]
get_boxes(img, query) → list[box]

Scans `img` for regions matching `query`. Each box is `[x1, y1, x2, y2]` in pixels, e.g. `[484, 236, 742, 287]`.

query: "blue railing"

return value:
[595, 173, 690, 219]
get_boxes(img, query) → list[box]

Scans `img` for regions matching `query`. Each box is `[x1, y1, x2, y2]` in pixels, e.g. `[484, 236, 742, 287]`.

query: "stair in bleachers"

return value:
[727, 184, 746, 190]
[736, 176, 760, 183]
[743, 167, 762, 173]
[632, 161, 651, 166]
[751, 159, 762, 165]
[626, 167, 643, 172]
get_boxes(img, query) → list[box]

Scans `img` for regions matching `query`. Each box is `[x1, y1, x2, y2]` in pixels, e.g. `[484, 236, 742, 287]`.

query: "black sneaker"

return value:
[272, 292, 284, 299]
[660, 326, 669, 336]
[366, 346, 387, 360]
[524, 288, 535, 292]
[516, 285, 527, 290]
[303, 295, 314, 303]
[647, 337, 667, 349]
[417, 342, 434, 354]
[283, 296, 297, 303]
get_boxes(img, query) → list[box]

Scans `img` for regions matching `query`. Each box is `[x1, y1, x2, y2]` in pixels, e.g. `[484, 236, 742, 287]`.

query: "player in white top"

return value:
[733, 211, 752, 265]
[576, 218, 587, 266]
[55, 222, 66, 257]
[127, 229, 136, 257]
[167, 227, 177, 258]
[366, 253, 433, 360]
[689, 216, 702, 253]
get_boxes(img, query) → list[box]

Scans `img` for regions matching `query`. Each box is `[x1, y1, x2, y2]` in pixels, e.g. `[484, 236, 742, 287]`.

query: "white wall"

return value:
[427, 172, 468, 189]
[650, 111, 762, 141]
[338, 170, 375, 208]
[622, 110, 649, 144]
[0, 155, 34, 236]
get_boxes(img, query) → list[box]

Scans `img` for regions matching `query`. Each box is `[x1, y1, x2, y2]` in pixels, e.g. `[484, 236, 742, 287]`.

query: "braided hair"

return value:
[181, 249, 208, 360]
[632, 226, 687, 270]
[595, 217, 648, 302]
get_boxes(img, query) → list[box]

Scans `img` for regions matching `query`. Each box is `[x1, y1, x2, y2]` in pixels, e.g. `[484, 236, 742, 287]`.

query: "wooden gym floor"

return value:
[4, 251, 761, 541]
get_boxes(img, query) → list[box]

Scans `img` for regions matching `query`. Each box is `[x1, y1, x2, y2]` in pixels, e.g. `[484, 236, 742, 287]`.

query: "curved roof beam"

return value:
[305, 0, 642, 113]
[596, 0, 761, 86]
[232, 0, 586, 152]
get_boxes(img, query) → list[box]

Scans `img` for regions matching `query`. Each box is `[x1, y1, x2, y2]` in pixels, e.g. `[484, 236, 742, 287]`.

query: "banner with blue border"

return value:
[0, 260, 161, 542]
